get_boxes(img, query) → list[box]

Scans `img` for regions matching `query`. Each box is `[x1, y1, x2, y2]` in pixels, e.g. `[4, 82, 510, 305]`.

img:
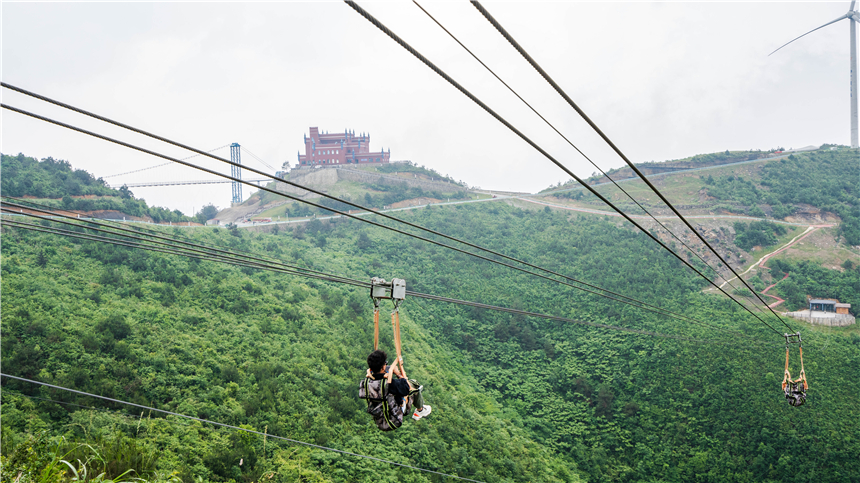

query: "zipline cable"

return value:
[0, 373, 486, 483]
[4, 218, 756, 345]
[2, 195, 358, 284]
[468, 1, 796, 333]
[1, 199, 360, 286]
[1, 219, 368, 287]
[341, 1, 784, 337]
[0, 217, 363, 288]
[0, 110, 734, 342]
[2, 201, 773, 343]
[412, 0, 760, 311]
[0, 84, 752, 334]
[0, 198, 717, 328]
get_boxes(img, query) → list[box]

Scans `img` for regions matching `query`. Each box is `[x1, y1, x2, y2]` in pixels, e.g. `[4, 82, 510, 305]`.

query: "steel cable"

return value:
[469, 1, 795, 334]
[2, 201, 772, 344]
[0, 107, 735, 341]
[103, 144, 230, 179]
[0, 83, 747, 335]
[412, 0, 760, 312]
[4, 217, 764, 345]
[0, 374, 486, 483]
[341, 1, 783, 336]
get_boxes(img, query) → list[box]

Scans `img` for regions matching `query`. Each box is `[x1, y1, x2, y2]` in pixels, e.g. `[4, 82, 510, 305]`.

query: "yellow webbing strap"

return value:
[373, 307, 380, 351]
[782, 347, 791, 390]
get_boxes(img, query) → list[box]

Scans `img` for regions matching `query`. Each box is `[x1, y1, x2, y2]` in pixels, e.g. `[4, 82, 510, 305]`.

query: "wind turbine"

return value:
[770, 1, 860, 148]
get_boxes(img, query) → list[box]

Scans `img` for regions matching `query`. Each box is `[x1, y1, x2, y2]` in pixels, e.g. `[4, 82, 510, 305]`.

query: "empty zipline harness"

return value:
[782, 332, 808, 407]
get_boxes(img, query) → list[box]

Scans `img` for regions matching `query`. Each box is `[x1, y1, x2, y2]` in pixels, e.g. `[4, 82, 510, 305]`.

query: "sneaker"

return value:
[412, 405, 432, 420]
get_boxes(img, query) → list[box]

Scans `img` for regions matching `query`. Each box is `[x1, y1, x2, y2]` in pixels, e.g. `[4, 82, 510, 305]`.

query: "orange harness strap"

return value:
[392, 308, 415, 391]
[798, 346, 808, 391]
[373, 307, 380, 351]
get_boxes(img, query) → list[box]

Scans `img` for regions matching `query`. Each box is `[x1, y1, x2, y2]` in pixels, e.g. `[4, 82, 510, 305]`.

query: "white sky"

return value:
[2, 1, 857, 215]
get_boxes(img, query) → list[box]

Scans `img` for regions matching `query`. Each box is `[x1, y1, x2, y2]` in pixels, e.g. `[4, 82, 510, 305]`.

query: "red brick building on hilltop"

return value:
[296, 127, 390, 168]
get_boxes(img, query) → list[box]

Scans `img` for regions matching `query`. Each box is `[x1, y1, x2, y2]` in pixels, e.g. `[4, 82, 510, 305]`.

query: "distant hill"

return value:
[1, 152, 120, 198]
[1, 153, 197, 224]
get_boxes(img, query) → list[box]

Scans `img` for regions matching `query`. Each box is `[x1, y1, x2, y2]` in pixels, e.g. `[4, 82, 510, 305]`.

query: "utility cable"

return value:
[341, 1, 783, 336]
[0, 373, 485, 483]
[2, 201, 770, 343]
[0, 83, 725, 330]
[4, 216, 778, 346]
[412, 0, 757, 308]
[469, 1, 795, 334]
[0, 106, 732, 340]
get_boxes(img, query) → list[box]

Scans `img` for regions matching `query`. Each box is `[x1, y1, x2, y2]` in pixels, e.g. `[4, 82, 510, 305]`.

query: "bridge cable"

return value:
[412, 0, 762, 313]
[0, 373, 486, 483]
[2, 199, 773, 344]
[0, 104, 754, 339]
[340, 1, 784, 337]
[241, 146, 279, 173]
[102, 144, 230, 179]
[468, 1, 796, 333]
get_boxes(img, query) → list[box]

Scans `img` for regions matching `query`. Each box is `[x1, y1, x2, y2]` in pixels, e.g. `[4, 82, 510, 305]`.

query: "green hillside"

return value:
[234, 163, 472, 223]
[1, 154, 198, 224]
[2, 152, 860, 482]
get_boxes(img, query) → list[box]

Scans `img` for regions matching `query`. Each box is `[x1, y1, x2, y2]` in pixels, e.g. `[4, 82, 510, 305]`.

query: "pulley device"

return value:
[781, 332, 807, 407]
[370, 277, 411, 385]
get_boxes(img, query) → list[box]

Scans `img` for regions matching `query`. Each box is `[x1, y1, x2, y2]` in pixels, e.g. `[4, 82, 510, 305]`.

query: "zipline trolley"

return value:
[370, 277, 410, 382]
[782, 332, 807, 407]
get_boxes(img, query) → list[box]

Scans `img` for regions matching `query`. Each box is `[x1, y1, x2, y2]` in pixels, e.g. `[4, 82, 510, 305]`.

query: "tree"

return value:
[195, 204, 219, 224]
[357, 232, 372, 250]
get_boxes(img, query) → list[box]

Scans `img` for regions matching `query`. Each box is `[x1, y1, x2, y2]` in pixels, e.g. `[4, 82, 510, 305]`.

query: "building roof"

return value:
[809, 299, 838, 305]
[835, 303, 851, 308]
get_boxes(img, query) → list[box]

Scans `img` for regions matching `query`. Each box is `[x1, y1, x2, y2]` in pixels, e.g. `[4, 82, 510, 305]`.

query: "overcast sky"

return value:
[2, 1, 857, 215]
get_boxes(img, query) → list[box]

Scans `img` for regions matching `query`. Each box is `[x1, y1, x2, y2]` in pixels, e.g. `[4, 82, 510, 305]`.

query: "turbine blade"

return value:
[769, 14, 849, 56]
[851, 1, 856, 12]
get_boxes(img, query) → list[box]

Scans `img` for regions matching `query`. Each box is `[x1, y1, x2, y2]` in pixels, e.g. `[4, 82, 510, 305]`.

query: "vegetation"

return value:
[1, 153, 119, 198]
[733, 221, 787, 251]
[375, 161, 462, 186]
[768, 259, 860, 313]
[3, 153, 860, 482]
[705, 150, 859, 245]
[1, 154, 195, 224]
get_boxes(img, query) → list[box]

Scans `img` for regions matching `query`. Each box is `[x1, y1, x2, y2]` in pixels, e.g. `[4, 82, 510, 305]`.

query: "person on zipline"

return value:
[359, 349, 431, 430]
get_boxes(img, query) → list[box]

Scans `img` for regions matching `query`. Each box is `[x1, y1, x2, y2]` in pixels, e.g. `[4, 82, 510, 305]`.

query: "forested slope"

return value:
[2, 151, 860, 482]
[3, 201, 860, 482]
[1, 154, 195, 224]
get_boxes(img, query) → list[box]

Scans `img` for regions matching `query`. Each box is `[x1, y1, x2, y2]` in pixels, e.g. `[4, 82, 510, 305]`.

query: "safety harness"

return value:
[781, 332, 807, 407]
[358, 277, 414, 430]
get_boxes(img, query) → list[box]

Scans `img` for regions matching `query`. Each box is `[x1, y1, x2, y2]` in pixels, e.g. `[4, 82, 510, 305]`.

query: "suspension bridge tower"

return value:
[230, 143, 242, 205]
